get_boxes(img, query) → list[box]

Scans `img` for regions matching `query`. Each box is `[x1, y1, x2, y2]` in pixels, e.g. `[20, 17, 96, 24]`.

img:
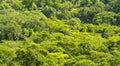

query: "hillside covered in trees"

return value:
[0, 0, 120, 66]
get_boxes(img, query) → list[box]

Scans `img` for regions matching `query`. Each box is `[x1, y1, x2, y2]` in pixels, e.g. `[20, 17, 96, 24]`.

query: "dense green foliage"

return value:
[0, 0, 120, 66]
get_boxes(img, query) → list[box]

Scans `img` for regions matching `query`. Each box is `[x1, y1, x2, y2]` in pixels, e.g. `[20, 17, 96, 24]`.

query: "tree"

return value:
[22, 11, 48, 32]
[0, 45, 16, 65]
[0, 24, 22, 41]
[15, 44, 49, 66]
[89, 50, 111, 66]
[78, 0, 105, 22]
[108, 0, 120, 13]
[65, 18, 81, 30]
[74, 59, 97, 66]
[93, 11, 117, 25]
[0, 0, 23, 10]
[41, 6, 56, 18]
[116, 12, 120, 25]
[102, 28, 115, 38]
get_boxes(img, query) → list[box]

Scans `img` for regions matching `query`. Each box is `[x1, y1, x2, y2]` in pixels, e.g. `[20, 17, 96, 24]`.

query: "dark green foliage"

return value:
[116, 12, 120, 25]
[0, 24, 22, 41]
[102, 28, 116, 38]
[32, 31, 49, 43]
[41, 6, 56, 18]
[108, 0, 120, 13]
